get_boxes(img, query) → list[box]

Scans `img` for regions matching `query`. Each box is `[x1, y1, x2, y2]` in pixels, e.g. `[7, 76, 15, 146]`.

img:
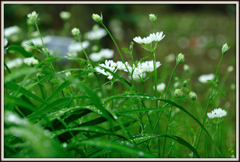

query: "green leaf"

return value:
[5, 94, 35, 111]
[36, 57, 60, 68]
[5, 111, 67, 158]
[5, 45, 33, 57]
[159, 99, 221, 156]
[67, 139, 157, 158]
[116, 107, 167, 115]
[4, 67, 39, 83]
[5, 81, 47, 104]
[27, 96, 88, 120]
[129, 134, 200, 158]
[52, 126, 127, 140]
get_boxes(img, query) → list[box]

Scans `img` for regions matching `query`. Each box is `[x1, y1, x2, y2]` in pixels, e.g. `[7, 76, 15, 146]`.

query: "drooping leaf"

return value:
[5, 45, 33, 57]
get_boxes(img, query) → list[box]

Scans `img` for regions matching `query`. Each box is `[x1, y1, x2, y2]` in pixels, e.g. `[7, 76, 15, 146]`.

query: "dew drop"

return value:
[62, 142, 67, 148]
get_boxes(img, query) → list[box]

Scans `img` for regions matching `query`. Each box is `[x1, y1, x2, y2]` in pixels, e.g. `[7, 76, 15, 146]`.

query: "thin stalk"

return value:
[195, 54, 224, 153]
[152, 51, 160, 157]
[162, 106, 173, 157]
[34, 22, 47, 55]
[77, 37, 93, 69]
[161, 64, 178, 157]
[194, 101, 199, 120]
[101, 23, 137, 92]
[165, 64, 178, 99]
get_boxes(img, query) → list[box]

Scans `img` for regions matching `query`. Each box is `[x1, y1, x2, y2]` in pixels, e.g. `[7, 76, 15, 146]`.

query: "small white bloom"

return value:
[227, 66, 234, 73]
[6, 58, 23, 69]
[89, 48, 114, 62]
[133, 32, 165, 45]
[68, 41, 90, 52]
[153, 83, 166, 92]
[4, 38, 8, 47]
[67, 51, 78, 57]
[85, 27, 107, 40]
[4, 26, 20, 37]
[183, 64, 190, 72]
[95, 60, 117, 80]
[89, 53, 103, 62]
[23, 57, 39, 66]
[116, 61, 128, 70]
[21, 36, 52, 48]
[198, 74, 214, 83]
[207, 108, 227, 119]
[165, 53, 175, 63]
[133, 36, 143, 44]
[65, 71, 71, 77]
[27, 11, 38, 23]
[60, 11, 71, 20]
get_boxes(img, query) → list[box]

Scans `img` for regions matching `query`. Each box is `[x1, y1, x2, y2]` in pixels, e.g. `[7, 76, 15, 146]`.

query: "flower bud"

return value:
[222, 43, 230, 55]
[130, 41, 134, 51]
[71, 28, 80, 37]
[174, 89, 183, 98]
[176, 53, 185, 65]
[149, 14, 157, 23]
[189, 91, 197, 101]
[27, 11, 38, 23]
[92, 13, 102, 23]
[183, 64, 190, 73]
[227, 65, 234, 73]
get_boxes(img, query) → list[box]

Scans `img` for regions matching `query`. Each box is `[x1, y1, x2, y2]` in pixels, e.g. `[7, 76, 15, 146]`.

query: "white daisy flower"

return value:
[68, 41, 90, 52]
[4, 26, 20, 37]
[23, 57, 39, 66]
[198, 74, 214, 83]
[133, 32, 165, 45]
[6, 58, 23, 69]
[153, 83, 166, 92]
[207, 108, 227, 119]
[85, 28, 107, 40]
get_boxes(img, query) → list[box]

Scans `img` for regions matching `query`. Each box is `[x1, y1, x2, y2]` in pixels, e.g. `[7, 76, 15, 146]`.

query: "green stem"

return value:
[165, 64, 178, 99]
[194, 101, 199, 120]
[77, 37, 93, 68]
[34, 22, 47, 57]
[101, 23, 137, 92]
[195, 54, 224, 155]
[152, 51, 160, 157]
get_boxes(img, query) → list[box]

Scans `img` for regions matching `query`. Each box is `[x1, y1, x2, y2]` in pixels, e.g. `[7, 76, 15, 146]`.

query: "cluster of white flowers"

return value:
[27, 11, 38, 23]
[23, 57, 39, 66]
[21, 36, 52, 48]
[153, 83, 166, 92]
[6, 58, 23, 69]
[89, 48, 114, 62]
[85, 26, 107, 40]
[207, 108, 227, 119]
[133, 32, 165, 45]
[4, 26, 20, 38]
[95, 60, 161, 80]
[67, 41, 90, 57]
[198, 73, 214, 83]
[95, 60, 117, 80]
